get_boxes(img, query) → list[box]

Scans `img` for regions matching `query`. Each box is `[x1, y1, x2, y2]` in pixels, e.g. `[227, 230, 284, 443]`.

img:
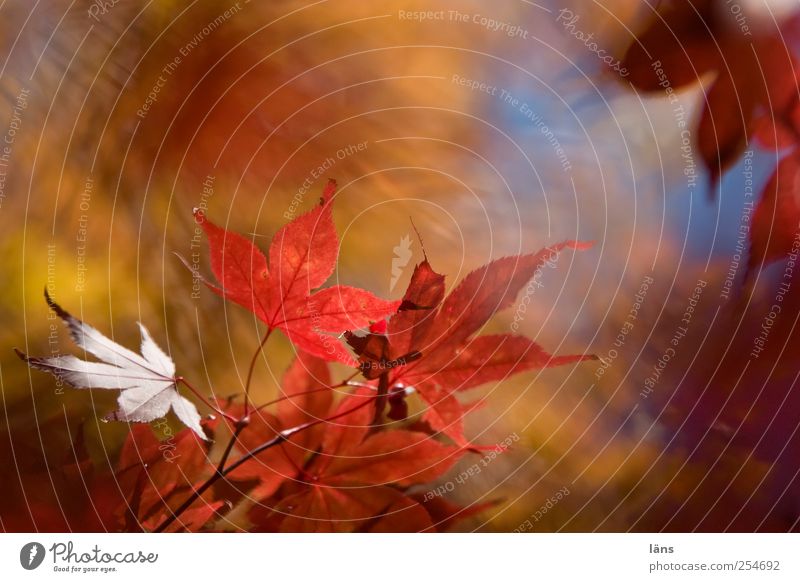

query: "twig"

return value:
[250, 369, 366, 413]
[243, 328, 273, 416]
[216, 422, 246, 473]
[370, 373, 390, 427]
[177, 377, 237, 423]
[153, 392, 377, 532]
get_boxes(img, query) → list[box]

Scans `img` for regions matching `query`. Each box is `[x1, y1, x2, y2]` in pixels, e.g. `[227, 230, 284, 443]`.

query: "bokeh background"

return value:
[1, 0, 799, 532]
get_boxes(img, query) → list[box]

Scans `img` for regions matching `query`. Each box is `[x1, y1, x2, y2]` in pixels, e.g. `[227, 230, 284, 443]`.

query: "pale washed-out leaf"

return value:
[16, 291, 206, 440]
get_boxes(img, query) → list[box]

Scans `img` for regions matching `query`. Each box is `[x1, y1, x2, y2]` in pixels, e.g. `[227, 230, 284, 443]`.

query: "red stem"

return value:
[177, 377, 237, 423]
[216, 423, 245, 473]
[243, 328, 273, 416]
[371, 373, 390, 426]
[152, 391, 378, 533]
[250, 370, 366, 414]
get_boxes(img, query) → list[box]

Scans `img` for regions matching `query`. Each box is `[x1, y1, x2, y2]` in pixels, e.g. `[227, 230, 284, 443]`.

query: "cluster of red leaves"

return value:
[344, 248, 595, 446]
[227, 364, 462, 532]
[0, 418, 218, 533]
[15, 179, 593, 532]
[621, 0, 800, 278]
[173, 179, 593, 532]
[114, 423, 220, 532]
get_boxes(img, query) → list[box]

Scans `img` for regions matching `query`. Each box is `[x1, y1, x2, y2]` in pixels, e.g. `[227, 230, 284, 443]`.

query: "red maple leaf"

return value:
[191, 179, 399, 362]
[40, 424, 128, 532]
[116, 424, 212, 514]
[748, 151, 800, 279]
[115, 422, 220, 531]
[346, 242, 596, 445]
[250, 388, 462, 532]
[622, 0, 800, 185]
[227, 351, 334, 498]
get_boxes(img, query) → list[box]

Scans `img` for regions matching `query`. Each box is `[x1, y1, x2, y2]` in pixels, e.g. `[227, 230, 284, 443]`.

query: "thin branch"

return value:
[370, 373, 390, 427]
[177, 377, 237, 423]
[216, 423, 246, 473]
[276, 438, 305, 478]
[153, 392, 377, 533]
[226, 394, 376, 475]
[252, 386, 332, 414]
[250, 370, 368, 414]
[243, 328, 273, 416]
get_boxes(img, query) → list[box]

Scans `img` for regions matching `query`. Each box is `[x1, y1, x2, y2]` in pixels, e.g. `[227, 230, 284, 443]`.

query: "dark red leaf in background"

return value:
[254, 389, 462, 532]
[748, 152, 800, 278]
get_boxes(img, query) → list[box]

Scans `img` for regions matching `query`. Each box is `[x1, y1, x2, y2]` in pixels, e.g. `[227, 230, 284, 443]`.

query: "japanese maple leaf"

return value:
[33, 423, 128, 532]
[622, 0, 800, 185]
[16, 291, 206, 440]
[1, 419, 218, 532]
[227, 351, 333, 499]
[748, 151, 800, 279]
[346, 242, 596, 445]
[258, 388, 462, 532]
[191, 179, 399, 362]
[116, 423, 215, 526]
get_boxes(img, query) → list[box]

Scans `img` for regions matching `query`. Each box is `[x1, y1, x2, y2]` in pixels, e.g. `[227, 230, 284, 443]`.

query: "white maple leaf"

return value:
[16, 291, 207, 440]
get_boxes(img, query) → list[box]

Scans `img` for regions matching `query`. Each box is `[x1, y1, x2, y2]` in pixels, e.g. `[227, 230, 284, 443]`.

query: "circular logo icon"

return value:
[20, 542, 45, 570]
